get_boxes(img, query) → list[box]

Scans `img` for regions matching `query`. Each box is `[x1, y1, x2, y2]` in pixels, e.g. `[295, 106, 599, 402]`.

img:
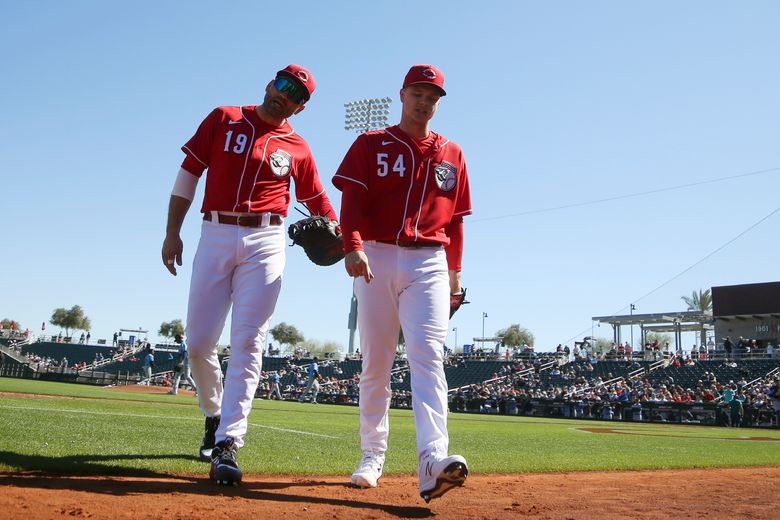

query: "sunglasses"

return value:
[273, 77, 307, 104]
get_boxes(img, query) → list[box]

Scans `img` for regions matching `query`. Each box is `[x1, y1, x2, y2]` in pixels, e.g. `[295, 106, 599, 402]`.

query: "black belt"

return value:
[376, 239, 441, 248]
[203, 212, 282, 227]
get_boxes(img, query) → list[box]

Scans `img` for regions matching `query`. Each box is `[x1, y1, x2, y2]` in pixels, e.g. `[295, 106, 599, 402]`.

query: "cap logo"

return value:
[422, 68, 436, 79]
[295, 70, 309, 83]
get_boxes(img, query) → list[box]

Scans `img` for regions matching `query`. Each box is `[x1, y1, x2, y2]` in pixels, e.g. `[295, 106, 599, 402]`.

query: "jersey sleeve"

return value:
[180, 108, 222, 177]
[333, 134, 371, 192]
[293, 150, 337, 221]
[453, 150, 473, 218]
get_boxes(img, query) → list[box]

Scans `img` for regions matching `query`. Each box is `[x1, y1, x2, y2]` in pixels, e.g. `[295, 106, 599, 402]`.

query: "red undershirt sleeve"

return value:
[339, 182, 367, 253]
[306, 195, 338, 222]
[444, 217, 464, 271]
[294, 153, 338, 222]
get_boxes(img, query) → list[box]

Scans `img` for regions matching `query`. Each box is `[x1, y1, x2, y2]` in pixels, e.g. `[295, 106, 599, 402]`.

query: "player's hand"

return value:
[161, 233, 183, 276]
[345, 250, 373, 283]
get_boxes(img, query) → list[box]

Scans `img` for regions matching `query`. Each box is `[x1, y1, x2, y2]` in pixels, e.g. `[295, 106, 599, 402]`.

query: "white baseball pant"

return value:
[171, 355, 196, 392]
[186, 217, 285, 449]
[355, 241, 451, 459]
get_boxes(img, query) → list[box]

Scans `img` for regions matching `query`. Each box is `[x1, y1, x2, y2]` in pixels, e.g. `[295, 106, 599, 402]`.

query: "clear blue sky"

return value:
[2, 1, 778, 351]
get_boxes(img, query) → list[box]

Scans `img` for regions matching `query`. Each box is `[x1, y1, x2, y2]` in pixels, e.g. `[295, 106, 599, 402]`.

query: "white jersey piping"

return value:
[297, 188, 325, 203]
[334, 174, 367, 190]
[384, 129, 416, 242]
[232, 107, 256, 211]
[247, 129, 295, 204]
[413, 159, 433, 241]
[182, 146, 208, 168]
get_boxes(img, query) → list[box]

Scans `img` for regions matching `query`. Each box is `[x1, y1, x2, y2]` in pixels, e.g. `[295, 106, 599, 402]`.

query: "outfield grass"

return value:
[1, 377, 779, 477]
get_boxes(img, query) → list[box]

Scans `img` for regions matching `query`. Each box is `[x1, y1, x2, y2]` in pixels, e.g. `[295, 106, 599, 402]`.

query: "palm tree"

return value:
[681, 289, 712, 313]
[681, 289, 712, 350]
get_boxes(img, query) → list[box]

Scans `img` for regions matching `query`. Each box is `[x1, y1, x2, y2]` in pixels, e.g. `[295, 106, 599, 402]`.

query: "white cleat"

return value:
[419, 453, 468, 503]
[351, 449, 385, 488]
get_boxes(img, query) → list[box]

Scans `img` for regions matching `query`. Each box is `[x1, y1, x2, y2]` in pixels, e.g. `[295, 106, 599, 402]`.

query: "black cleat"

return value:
[199, 415, 220, 462]
[210, 437, 242, 486]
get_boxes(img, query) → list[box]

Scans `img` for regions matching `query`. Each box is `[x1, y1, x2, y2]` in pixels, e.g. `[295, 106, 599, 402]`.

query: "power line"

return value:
[557, 205, 780, 346]
[470, 166, 780, 223]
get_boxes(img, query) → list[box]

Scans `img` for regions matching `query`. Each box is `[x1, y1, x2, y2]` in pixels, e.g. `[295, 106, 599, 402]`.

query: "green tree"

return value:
[495, 324, 534, 348]
[645, 332, 673, 348]
[584, 337, 614, 354]
[681, 288, 712, 347]
[159, 319, 185, 340]
[50, 305, 91, 338]
[299, 338, 344, 358]
[1, 319, 21, 330]
[269, 322, 304, 349]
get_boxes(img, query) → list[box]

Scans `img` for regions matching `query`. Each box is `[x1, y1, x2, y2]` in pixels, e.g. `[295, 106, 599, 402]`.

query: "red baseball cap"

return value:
[402, 64, 446, 96]
[276, 64, 316, 101]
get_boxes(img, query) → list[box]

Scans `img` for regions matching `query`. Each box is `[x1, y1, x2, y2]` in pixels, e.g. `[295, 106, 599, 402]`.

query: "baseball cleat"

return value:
[418, 453, 468, 503]
[351, 448, 385, 488]
[199, 415, 220, 462]
[210, 437, 242, 486]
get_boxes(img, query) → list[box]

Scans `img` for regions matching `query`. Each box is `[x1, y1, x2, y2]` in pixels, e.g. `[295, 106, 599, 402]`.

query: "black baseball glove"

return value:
[450, 287, 469, 318]
[288, 216, 345, 266]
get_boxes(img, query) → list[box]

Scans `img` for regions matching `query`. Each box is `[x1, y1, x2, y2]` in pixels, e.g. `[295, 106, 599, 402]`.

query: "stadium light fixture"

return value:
[344, 96, 392, 133]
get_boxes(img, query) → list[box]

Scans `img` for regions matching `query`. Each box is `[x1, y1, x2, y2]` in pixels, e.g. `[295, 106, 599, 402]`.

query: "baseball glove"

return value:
[288, 216, 345, 266]
[450, 287, 469, 318]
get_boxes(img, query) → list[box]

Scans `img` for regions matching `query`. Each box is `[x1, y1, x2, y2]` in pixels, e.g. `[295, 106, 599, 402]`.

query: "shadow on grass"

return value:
[0, 451, 432, 518]
[0, 450, 198, 478]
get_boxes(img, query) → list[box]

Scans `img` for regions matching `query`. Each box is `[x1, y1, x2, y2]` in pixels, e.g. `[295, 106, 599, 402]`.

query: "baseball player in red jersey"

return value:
[161, 64, 337, 486]
[333, 64, 472, 502]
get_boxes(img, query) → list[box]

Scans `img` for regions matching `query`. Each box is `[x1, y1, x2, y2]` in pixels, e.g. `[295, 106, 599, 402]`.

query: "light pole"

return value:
[452, 327, 458, 351]
[343, 97, 392, 354]
[630, 303, 636, 350]
[482, 312, 488, 344]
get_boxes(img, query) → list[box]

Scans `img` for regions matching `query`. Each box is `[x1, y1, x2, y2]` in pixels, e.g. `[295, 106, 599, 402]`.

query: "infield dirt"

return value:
[1, 466, 778, 519]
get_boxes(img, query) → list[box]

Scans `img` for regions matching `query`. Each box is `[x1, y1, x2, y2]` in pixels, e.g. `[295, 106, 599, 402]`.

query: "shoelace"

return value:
[215, 447, 237, 466]
[359, 451, 381, 470]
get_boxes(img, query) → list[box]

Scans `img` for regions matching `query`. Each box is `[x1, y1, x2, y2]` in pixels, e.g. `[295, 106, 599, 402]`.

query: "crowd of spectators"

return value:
[4, 330, 779, 427]
[445, 353, 780, 427]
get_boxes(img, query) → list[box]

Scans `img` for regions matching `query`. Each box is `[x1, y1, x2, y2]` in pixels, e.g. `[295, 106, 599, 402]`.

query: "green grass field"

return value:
[1, 378, 779, 477]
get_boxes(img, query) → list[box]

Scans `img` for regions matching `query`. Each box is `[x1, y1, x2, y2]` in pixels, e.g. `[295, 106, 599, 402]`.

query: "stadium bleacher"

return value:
[3, 338, 778, 427]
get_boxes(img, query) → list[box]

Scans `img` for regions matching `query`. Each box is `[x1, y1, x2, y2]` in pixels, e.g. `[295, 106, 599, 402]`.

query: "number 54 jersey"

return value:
[332, 125, 472, 245]
[180, 105, 332, 217]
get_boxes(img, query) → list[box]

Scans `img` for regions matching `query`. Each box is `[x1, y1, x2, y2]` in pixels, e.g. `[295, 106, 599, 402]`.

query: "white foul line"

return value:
[0, 405, 339, 439]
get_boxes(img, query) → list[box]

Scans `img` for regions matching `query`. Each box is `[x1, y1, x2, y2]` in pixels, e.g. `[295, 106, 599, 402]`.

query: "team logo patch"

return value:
[269, 149, 293, 177]
[434, 161, 457, 192]
[296, 70, 309, 83]
[423, 68, 437, 79]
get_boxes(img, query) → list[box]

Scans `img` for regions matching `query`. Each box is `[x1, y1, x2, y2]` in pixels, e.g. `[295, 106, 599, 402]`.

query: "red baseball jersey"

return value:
[333, 124, 472, 255]
[181, 106, 335, 219]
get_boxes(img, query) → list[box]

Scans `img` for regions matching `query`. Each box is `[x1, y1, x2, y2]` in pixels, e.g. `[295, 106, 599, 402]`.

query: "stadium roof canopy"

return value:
[591, 311, 712, 347]
[591, 311, 711, 327]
